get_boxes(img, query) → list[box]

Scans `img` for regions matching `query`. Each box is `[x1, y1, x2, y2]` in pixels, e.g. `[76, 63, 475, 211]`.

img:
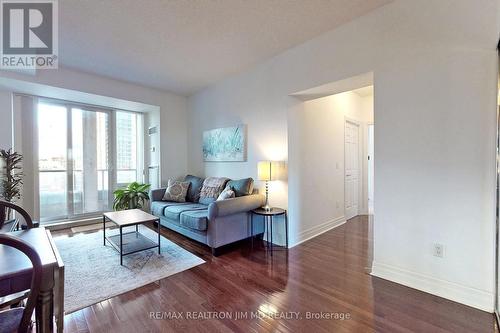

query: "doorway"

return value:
[287, 72, 374, 246]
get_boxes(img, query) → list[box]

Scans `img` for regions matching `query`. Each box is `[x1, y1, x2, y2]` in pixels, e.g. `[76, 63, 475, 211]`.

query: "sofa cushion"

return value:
[199, 177, 229, 205]
[184, 175, 204, 203]
[164, 203, 207, 220]
[180, 210, 209, 231]
[151, 201, 190, 216]
[225, 178, 254, 197]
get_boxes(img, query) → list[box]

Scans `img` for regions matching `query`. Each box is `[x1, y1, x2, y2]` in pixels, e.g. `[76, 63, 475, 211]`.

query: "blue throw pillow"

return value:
[225, 178, 254, 197]
[184, 175, 205, 202]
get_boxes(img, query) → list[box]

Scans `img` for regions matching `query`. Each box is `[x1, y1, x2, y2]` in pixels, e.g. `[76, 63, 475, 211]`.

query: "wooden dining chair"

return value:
[0, 233, 42, 333]
[0, 200, 36, 232]
[0, 201, 38, 313]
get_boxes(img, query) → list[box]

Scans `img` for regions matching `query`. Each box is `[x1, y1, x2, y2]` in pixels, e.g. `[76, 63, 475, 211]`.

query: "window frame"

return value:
[115, 109, 144, 188]
[36, 97, 144, 224]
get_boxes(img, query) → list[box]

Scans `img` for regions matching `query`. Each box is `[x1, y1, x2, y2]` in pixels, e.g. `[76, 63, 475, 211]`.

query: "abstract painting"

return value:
[203, 125, 246, 162]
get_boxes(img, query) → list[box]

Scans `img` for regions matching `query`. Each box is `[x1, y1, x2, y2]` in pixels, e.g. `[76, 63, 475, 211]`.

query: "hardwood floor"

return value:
[60, 216, 496, 332]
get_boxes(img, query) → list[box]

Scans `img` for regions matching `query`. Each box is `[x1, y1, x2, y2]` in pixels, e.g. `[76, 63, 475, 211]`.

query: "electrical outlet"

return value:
[433, 243, 444, 258]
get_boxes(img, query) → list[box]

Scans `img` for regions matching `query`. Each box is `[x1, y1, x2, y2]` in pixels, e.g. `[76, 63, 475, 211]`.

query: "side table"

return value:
[250, 207, 288, 255]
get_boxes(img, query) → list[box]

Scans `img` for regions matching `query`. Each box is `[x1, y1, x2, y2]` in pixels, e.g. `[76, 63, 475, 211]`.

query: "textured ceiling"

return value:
[59, 0, 392, 95]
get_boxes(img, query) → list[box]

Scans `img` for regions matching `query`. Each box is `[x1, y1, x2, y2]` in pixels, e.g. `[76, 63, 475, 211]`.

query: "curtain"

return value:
[12, 94, 38, 220]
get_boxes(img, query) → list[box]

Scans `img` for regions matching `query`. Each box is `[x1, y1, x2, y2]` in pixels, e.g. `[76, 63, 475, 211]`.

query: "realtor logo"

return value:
[1, 0, 58, 69]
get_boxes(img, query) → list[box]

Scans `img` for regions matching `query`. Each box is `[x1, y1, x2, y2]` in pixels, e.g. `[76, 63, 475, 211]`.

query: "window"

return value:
[116, 111, 139, 185]
[37, 101, 143, 223]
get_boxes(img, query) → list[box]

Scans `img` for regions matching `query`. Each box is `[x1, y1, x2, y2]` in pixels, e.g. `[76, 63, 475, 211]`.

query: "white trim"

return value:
[44, 216, 102, 231]
[290, 216, 346, 248]
[371, 261, 494, 312]
[366, 123, 374, 215]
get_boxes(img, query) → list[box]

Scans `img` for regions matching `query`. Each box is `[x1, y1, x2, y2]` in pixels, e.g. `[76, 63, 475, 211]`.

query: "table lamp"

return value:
[258, 161, 273, 212]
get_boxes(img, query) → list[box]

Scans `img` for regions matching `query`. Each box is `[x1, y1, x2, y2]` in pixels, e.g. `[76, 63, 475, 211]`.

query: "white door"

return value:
[345, 120, 360, 220]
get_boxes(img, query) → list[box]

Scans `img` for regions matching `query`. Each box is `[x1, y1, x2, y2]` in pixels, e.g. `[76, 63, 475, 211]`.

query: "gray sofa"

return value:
[150, 176, 265, 255]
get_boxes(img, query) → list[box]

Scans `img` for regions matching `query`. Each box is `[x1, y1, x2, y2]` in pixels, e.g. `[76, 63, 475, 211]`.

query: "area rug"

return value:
[54, 226, 205, 313]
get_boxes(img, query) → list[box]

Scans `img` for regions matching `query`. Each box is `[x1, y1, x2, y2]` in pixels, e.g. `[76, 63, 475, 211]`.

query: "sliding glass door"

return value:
[38, 103, 69, 219]
[38, 102, 111, 221]
[37, 100, 143, 223]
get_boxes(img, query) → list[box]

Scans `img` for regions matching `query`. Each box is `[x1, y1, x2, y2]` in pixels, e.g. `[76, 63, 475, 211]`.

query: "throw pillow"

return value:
[162, 179, 190, 202]
[184, 175, 204, 202]
[199, 177, 229, 205]
[217, 188, 235, 201]
[225, 178, 254, 197]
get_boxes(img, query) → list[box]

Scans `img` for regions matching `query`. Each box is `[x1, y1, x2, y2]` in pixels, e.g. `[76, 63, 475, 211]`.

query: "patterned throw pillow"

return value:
[216, 188, 235, 201]
[162, 179, 190, 202]
[199, 177, 229, 205]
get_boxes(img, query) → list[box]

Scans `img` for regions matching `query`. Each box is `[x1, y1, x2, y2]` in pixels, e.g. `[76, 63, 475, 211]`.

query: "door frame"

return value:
[495, 104, 500, 324]
[344, 117, 362, 220]
[494, 44, 500, 325]
[367, 122, 374, 214]
[494, 46, 499, 324]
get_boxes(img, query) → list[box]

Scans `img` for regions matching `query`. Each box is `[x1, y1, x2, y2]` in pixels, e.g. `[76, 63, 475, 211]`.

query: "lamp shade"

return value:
[257, 161, 272, 181]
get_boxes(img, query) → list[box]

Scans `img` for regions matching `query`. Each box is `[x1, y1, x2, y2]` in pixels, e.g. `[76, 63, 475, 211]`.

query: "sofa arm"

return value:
[208, 194, 265, 220]
[150, 188, 166, 202]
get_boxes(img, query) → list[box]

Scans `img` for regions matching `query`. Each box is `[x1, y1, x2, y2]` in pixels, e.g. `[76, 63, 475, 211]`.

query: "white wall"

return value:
[187, 0, 500, 311]
[187, 78, 289, 209]
[0, 67, 189, 184]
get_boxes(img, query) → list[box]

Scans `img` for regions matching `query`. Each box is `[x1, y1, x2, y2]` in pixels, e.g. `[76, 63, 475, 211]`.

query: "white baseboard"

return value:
[290, 216, 346, 248]
[371, 261, 494, 312]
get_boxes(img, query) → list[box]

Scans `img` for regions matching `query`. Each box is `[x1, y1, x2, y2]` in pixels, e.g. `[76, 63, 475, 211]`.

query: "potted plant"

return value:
[113, 182, 151, 211]
[0, 149, 23, 228]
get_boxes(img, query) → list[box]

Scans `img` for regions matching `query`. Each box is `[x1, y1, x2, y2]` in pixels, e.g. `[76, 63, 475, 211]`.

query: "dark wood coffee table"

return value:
[103, 209, 161, 265]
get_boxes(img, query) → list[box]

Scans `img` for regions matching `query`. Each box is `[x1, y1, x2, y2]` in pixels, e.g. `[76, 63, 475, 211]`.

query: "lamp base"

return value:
[263, 180, 272, 212]
[262, 204, 273, 212]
